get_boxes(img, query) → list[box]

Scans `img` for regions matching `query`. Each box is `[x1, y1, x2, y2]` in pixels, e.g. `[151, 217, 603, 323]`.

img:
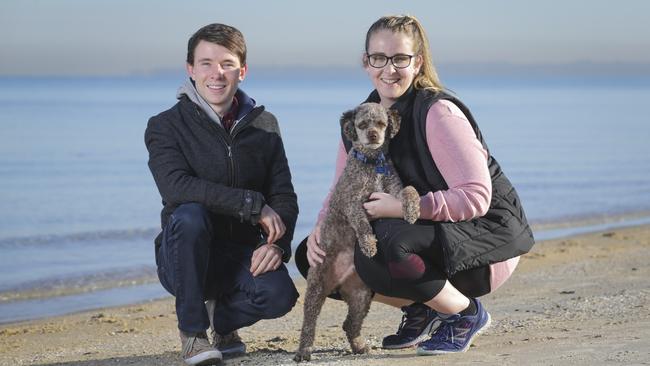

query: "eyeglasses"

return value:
[366, 53, 415, 69]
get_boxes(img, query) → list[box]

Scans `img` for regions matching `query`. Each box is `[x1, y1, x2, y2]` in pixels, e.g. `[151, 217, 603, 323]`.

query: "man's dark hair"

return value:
[186, 23, 247, 66]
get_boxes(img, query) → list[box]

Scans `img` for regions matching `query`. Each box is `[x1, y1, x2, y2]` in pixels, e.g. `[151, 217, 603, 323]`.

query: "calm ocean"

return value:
[1, 68, 649, 322]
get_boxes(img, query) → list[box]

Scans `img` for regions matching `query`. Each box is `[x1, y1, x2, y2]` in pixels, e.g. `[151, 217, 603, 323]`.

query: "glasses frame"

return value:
[365, 53, 415, 69]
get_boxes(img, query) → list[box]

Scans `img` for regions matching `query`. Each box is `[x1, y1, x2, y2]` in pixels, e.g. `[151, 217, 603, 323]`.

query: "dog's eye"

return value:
[357, 122, 368, 129]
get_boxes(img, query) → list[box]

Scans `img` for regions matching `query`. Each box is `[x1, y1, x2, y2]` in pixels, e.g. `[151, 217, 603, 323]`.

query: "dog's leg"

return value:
[294, 267, 329, 362]
[346, 205, 377, 257]
[399, 186, 421, 224]
[339, 274, 373, 354]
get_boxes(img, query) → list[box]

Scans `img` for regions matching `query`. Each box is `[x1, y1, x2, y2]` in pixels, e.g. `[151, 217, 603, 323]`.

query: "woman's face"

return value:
[365, 29, 422, 108]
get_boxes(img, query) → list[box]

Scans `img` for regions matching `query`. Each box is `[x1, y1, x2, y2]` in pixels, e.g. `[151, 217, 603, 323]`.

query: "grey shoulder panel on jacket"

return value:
[250, 110, 282, 137]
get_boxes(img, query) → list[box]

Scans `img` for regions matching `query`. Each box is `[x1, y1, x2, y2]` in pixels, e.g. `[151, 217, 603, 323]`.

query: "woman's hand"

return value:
[363, 192, 403, 220]
[306, 222, 326, 267]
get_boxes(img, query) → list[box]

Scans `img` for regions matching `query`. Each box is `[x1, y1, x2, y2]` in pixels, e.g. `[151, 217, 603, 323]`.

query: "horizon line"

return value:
[1, 61, 650, 78]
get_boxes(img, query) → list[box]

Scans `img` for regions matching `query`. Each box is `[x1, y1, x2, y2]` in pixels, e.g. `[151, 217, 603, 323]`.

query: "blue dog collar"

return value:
[351, 149, 392, 176]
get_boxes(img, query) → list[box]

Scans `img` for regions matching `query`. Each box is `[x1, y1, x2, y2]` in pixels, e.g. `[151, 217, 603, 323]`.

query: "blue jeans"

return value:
[157, 203, 298, 334]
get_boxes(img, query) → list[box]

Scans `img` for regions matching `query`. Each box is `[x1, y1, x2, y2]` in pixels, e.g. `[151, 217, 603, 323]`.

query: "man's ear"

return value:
[239, 64, 248, 81]
[340, 108, 358, 142]
[186, 63, 195, 81]
[386, 109, 401, 138]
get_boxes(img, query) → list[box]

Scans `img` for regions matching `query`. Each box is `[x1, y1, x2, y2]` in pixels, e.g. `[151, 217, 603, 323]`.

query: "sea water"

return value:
[1, 68, 649, 322]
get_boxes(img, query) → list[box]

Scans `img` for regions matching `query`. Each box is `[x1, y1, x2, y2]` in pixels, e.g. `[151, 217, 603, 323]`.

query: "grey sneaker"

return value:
[180, 331, 222, 365]
[213, 330, 246, 357]
[206, 299, 246, 357]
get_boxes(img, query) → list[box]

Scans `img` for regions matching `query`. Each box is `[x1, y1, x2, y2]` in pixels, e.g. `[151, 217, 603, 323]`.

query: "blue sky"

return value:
[2, 0, 650, 76]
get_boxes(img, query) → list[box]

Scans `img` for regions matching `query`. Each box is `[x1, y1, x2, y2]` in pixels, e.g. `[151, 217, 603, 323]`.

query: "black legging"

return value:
[353, 218, 491, 303]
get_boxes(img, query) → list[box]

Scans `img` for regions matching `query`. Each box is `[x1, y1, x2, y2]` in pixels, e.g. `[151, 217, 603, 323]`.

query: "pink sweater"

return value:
[317, 100, 518, 292]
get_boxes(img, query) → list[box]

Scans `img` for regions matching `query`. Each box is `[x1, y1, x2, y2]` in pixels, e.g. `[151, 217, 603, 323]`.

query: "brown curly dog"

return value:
[294, 102, 420, 362]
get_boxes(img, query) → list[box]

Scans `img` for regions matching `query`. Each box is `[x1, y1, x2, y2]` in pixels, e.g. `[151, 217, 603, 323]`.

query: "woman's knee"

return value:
[387, 252, 427, 280]
[381, 236, 427, 281]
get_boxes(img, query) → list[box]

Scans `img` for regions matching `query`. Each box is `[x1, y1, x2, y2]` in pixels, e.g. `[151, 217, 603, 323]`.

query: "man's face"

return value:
[186, 40, 247, 116]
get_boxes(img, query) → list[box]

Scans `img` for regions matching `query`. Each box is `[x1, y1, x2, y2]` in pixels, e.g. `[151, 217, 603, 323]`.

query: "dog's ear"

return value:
[340, 108, 358, 142]
[386, 109, 401, 138]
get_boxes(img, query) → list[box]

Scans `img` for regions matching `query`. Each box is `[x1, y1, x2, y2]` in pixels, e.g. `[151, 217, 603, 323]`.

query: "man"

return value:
[145, 23, 299, 365]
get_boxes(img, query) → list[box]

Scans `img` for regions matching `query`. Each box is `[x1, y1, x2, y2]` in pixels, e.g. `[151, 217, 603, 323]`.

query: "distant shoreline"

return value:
[2, 61, 650, 79]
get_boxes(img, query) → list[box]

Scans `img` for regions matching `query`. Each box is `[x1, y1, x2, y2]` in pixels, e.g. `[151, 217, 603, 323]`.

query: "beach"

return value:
[1, 224, 649, 366]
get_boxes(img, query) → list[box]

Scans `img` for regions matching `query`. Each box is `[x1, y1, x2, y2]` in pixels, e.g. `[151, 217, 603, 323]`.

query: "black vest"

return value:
[344, 88, 535, 276]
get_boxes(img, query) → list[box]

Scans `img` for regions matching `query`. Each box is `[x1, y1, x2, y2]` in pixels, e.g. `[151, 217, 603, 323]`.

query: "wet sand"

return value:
[1, 224, 649, 365]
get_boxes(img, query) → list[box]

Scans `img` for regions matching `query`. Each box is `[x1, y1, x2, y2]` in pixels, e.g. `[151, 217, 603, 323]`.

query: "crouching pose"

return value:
[145, 23, 299, 365]
[296, 14, 534, 357]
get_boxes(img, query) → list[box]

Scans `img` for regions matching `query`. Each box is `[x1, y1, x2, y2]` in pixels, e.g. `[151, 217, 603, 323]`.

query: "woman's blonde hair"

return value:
[364, 15, 443, 92]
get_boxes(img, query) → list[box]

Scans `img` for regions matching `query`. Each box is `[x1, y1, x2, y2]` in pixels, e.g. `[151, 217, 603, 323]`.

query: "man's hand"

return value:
[258, 204, 286, 245]
[306, 222, 326, 267]
[250, 244, 282, 277]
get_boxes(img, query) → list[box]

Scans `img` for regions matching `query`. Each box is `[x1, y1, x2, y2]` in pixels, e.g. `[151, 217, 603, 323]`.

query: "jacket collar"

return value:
[177, 78, 257, 128]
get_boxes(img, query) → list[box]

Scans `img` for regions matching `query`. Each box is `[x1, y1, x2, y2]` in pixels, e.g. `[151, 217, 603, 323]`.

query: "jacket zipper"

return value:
[194, 105, 263, 236]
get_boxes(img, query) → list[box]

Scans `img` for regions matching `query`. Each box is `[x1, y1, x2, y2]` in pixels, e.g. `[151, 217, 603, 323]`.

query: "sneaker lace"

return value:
[395, 310, 410, 334]
[210, 326, 218, 347]
[430, 315, 461, 344]
[182, 332, 214, 358]
[212, 330, 241, 348]
[396, 305, 430, 335]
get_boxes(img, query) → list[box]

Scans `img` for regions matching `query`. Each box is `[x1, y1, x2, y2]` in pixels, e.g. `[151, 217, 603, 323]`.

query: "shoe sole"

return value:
[382, 318, 441, 350]
[184, 350, 222, 365]
[220, 343, 246, 358]
[416, 313, 492, 355]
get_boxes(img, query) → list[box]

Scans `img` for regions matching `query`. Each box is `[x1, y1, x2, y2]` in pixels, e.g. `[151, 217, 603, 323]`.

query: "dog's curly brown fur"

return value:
[295, 103, 420, 362]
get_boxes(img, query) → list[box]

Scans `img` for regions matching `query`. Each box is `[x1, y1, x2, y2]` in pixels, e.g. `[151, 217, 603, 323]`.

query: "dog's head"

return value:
[340, 103, 401, 149]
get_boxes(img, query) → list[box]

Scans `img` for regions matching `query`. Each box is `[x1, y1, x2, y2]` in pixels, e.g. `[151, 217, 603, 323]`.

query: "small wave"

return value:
[0, 227, 160, 247]
[0, 283, 169, 324]
[529, 210, 650, 232]
[0, 265, 158, 303]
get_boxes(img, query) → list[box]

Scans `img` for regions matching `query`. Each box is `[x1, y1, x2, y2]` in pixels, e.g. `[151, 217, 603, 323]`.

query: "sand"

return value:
[1, 224, 649, 366]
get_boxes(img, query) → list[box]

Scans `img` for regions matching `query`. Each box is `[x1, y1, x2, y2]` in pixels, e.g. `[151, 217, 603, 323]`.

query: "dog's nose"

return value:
[368, 131, 379, 142]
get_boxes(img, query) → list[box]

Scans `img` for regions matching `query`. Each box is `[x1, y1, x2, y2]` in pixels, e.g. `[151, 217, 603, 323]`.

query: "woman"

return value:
[296, 15, 534, 355]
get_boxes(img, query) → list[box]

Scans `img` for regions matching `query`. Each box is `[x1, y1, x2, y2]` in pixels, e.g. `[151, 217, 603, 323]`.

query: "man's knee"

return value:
[168, 203, 212, 237]
[255, 272, 298, 319]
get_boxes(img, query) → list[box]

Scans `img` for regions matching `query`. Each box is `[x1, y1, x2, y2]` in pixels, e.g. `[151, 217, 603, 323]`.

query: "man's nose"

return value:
[210, 64, 227, 76]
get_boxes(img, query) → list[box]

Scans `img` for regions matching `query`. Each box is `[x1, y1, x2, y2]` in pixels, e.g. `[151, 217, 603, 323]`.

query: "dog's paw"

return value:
[400, 186, 421, 224]
[294, 349, 311, 362]
[351, 341, 370, 354]
[360, 234, 377, 257]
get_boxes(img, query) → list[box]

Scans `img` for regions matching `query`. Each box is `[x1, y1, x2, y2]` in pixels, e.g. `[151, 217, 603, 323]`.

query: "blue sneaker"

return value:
[382, 303, 442, 349]
[416, 299, 491, 355]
